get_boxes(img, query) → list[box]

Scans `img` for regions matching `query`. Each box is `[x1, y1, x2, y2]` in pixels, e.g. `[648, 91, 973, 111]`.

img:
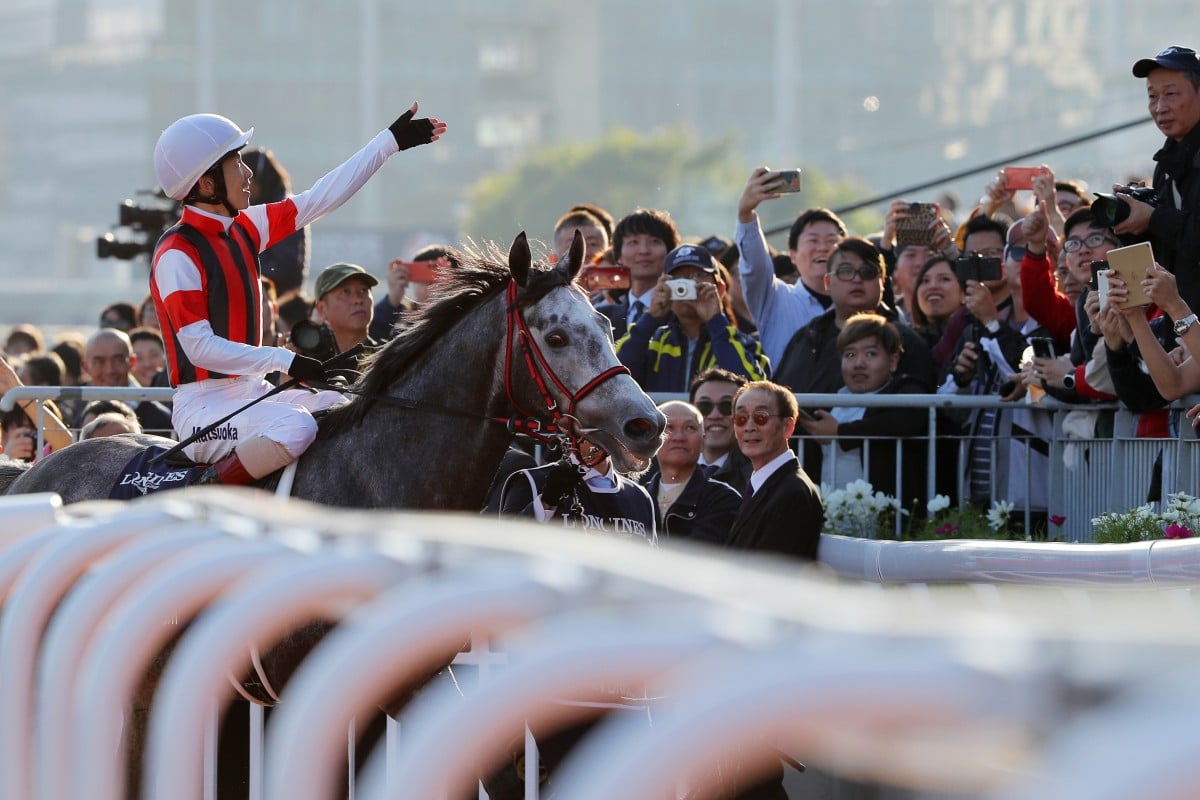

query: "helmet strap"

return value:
[184, 152, 240, 216]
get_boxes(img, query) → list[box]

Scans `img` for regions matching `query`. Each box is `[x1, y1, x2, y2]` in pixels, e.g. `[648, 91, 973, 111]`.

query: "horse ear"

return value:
[560, 229, 586, 281]
[509, 232, 532, 287]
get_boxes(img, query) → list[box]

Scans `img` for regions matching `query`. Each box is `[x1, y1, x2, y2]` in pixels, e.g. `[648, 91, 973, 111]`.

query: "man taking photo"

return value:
[1117, 46, 1200, 315]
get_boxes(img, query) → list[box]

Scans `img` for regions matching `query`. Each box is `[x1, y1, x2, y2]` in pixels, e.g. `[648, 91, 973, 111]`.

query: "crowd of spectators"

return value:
[5, 47, 1200, 565]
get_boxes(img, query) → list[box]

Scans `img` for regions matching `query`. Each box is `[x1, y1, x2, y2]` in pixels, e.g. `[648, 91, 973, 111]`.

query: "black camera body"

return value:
[96, 193, 180, 262]
[1092, 185, 1159, 228]
[288, 319, 337, 361]
[954, 253, 1004, 287]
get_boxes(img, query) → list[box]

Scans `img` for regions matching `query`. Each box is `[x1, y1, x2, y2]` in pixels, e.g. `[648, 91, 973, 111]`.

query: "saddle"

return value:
[107, 445, 283, 499]
[108, 446, 207, 500]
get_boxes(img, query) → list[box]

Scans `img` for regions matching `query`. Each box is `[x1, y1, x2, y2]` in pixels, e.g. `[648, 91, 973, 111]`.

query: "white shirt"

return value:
[747, 449, 797, 496]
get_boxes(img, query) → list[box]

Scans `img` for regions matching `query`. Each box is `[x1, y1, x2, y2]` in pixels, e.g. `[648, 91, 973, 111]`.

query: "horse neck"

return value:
[296, 290, 515, 510]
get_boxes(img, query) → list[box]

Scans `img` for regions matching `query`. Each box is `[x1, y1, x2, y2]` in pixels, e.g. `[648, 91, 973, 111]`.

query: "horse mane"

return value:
[0, 459, 33, 493]
[318, 239, 570, 437]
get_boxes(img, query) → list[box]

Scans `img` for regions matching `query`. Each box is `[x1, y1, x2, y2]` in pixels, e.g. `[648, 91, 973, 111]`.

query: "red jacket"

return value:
[1020, 251, 1076, 347]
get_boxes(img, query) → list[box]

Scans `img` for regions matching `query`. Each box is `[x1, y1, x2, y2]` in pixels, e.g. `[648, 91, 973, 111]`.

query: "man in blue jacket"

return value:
[616, 244, 769, 392]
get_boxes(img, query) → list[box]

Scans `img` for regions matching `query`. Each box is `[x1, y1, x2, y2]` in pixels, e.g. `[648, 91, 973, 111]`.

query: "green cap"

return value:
[313, 262, 378, 299]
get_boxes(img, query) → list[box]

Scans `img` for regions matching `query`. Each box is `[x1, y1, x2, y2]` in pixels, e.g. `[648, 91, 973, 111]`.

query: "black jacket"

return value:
[709, 447, 752, 496]
[727, 455, 823, 561]
[1147, 122, 1200, 317]
[773, 305, 936, 394]
[645, 467, 741, 545]
[809, 375, 933, 516]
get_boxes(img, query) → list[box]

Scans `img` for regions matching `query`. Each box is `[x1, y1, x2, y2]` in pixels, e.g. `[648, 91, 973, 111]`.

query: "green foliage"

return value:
[1091, 506, 1166, 544]
[821, 483, 1023, 541]
[905, 499, 1020, 541]
[461, 126, 881, 249]
[1090, 493, 1200, 543]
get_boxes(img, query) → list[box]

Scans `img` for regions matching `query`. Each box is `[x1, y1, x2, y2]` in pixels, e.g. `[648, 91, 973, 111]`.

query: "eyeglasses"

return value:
[1063, 232, 1117, 253]
[832, 264, 880, 282]
[732, 410, 785, 427]
[1004, 245, 1027, 261]
[695, 399, 733, 417]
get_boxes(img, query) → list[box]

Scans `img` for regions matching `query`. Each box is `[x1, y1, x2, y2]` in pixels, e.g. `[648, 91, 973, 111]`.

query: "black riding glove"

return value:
[541, 459, 586, 508]
[388, 108, 437, 151]
[288, 354, 327, 383]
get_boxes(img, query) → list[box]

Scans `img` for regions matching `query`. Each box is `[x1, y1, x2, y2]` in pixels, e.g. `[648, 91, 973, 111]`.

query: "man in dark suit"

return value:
[727, 380, 823, 561]
[689, 367, 752, 494]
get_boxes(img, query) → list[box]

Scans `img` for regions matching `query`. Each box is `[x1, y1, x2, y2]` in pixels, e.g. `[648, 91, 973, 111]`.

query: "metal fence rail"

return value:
[6, 386, 1200, 540]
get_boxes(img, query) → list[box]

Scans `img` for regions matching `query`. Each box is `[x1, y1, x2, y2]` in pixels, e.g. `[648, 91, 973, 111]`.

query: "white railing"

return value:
[6, 489, 1200, 799]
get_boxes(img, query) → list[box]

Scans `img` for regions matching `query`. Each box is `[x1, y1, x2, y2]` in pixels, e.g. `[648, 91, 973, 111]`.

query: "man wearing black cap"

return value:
[615, 244, 769, 392]
[1119, 46, 1200, 315]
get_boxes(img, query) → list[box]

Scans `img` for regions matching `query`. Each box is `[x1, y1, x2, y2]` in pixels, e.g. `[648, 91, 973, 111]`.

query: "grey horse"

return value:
[2, 231, 665, 507]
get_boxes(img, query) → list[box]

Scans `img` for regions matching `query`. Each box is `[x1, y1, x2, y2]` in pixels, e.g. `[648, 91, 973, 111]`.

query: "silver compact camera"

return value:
[666, 278, 697, 301]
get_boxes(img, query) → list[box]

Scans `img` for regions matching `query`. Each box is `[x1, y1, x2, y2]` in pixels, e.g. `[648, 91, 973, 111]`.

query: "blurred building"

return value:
[0, 0, 1182, 324]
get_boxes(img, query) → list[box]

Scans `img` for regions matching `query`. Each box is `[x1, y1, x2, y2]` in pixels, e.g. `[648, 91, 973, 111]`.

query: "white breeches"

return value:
[171, 376, 348, 464]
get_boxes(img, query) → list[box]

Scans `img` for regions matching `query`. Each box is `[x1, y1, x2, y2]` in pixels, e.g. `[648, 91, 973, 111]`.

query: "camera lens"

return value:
[1091, 194, 1129, 228]
[289, 320, 325, 353]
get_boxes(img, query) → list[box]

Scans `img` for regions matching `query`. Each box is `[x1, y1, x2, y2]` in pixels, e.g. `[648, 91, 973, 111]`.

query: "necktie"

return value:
[701, 463, 718, 478]
[629, 299, 645, 325]
[738, 485, 756, 516]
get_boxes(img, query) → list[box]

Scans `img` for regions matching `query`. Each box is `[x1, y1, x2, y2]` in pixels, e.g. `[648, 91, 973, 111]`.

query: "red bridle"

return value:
[500, 280, 630, 461]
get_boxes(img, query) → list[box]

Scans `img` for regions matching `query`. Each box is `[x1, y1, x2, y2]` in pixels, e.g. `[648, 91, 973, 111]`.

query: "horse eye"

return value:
[545, 331, 568, 347]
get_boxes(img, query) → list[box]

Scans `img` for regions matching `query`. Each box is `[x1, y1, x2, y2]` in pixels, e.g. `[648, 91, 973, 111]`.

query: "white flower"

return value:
[846, 479, 873, 503]
[927, 494, 951, 514]
[987, 500, 1014, 531]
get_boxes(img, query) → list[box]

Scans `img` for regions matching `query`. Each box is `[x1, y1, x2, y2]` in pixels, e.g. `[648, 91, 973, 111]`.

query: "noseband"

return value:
[501, 280, 630, 458]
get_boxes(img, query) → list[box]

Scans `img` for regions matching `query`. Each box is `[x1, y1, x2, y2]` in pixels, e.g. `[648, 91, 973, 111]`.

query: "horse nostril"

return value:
[624, 417, 658, 440]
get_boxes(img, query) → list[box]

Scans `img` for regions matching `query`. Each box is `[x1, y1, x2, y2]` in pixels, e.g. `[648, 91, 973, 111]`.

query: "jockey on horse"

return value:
[149, 102, 446, 486]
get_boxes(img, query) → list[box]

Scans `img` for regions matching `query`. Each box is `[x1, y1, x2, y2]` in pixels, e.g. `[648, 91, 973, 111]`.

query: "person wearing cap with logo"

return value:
[615, 244, 770, 393]
[149, 102, 446, 486]
[1119, 46, 1200, 317]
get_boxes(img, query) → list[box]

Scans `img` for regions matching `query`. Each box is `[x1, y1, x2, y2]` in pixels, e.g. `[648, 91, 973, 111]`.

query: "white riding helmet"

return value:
[153, 113, 254, 201]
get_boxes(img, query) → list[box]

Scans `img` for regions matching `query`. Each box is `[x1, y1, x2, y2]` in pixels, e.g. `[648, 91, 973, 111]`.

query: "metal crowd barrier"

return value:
[5, 489, 1200, 799]
[7, 385, 1200, 541]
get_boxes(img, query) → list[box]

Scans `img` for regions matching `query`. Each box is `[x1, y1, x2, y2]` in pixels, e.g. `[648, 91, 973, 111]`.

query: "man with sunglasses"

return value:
[689, 367, 752, 493]
[726, 380, 823, 561]
[773, 238, 934, 395]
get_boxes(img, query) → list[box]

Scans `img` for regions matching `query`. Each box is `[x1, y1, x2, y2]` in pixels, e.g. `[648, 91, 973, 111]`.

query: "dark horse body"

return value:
[2, 232, 664, 507]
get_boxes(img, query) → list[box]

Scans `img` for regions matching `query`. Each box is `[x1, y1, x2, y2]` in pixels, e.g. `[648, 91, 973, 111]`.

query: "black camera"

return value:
[954, 253, 1003, 287]
[1091, 186, 1158, 228]
[288, 319, 337, 360]
[96, 193, 180, 262]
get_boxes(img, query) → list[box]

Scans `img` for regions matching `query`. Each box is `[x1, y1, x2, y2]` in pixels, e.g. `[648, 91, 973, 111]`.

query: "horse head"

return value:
[507, 230, 664, 473]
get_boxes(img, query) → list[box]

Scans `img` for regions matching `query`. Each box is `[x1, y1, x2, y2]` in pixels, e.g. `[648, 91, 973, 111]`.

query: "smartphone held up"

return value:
[895, 202, 939, 248]
[578, 265, 631, 294]
[1002, 166, 1048, 191]
[765, 169, 802, 193]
